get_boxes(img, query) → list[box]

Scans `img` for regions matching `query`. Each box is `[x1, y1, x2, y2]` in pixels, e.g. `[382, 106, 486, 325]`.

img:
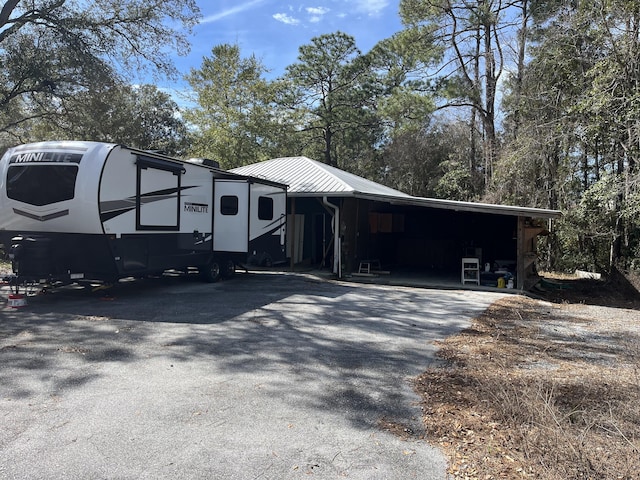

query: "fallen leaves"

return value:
[415, 295, 640, 480]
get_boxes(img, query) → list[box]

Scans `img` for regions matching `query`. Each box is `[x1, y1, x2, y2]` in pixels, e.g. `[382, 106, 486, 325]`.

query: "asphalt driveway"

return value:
[0, 272, 506, 479]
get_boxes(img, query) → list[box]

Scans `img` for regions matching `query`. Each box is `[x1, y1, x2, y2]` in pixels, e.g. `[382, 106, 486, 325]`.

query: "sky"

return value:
[163, 0, 404, 90]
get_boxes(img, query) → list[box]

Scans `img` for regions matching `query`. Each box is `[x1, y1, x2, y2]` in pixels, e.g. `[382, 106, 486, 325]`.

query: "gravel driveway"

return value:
[0, 272, 506, 479]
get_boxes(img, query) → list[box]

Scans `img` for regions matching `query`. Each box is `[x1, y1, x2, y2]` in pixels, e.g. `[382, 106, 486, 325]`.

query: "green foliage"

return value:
[0, 0, 199, 136]
[22, 83, 187, 154]
[368, 30, 439, 136]
[184, 44, 284, 168]
[376, 87, 434, 136]
[435, 160, 475, 201]
[283, 32, 382, 169]
[377, 121, 479, 199]
[553, 175, 620, 272]
[495, 0, 640, 271]
[397, 0, 531, 188]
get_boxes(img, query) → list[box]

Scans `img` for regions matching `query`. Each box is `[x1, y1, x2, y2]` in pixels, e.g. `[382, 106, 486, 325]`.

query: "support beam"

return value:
[322, 197, 341, 278]
[290, 198, 296, 271]
[517, 216, 525, 290]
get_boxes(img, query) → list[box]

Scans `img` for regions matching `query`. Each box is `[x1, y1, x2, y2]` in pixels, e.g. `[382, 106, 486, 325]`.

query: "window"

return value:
[7, 165, 78, 206]
[220, 195, 239, 215]
[136, 157, 181, 231]
[258, 196, 274, 220]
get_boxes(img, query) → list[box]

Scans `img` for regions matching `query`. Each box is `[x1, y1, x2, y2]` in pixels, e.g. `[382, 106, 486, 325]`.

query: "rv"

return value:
[0, 141, 287, 286]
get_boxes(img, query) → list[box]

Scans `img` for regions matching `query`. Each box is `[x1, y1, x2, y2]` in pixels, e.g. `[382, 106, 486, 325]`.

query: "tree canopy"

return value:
[283, 32, 381, 171]
[0, 0, 199, 137]
[183, 44, 283, 169]
[27, 83, 188, 155]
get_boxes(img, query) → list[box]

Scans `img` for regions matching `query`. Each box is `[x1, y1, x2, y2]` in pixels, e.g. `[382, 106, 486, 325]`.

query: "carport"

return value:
[232, 157, 561, 290]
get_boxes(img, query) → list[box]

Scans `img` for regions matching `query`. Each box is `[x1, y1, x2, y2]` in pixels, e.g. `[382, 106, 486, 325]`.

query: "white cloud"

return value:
[201, 0, 265, 24]
[273, 13, 300, 25]
[306, 7, 330, 16]
[306, 6, 330, 23]
[354, 0, 389, 16]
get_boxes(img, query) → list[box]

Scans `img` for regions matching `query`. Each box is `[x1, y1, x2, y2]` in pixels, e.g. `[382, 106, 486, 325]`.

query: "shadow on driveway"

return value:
[0, 271, 505, 479]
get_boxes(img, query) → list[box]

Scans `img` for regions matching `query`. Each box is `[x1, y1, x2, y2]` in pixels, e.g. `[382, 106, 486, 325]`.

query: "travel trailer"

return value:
[0, 141, 287, 286]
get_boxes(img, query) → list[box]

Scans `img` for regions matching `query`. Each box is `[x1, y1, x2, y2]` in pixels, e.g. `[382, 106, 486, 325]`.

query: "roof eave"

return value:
[372, 194, 562, 218]
[288, 190, 561, 218]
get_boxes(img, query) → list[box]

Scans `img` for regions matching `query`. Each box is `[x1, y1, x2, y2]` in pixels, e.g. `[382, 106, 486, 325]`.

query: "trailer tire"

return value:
[200, 259, 221, 283]
[222, 258, 235, 279]
[262, 254, 273, 268]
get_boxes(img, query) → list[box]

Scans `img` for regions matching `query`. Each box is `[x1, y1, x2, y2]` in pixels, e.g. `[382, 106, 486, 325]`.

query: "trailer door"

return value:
[248, 183, 287, 266]
[213, 179, 249, 253]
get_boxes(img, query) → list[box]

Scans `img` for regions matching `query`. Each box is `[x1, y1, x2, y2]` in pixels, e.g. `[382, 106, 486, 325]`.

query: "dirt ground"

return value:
[415, 269, 640, 479]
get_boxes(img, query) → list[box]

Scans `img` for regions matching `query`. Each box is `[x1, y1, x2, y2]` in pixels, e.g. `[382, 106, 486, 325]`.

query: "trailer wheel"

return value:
[200, 259, 221, 283]
[222, 258, 235, 279]
[261, 254, 273, 268]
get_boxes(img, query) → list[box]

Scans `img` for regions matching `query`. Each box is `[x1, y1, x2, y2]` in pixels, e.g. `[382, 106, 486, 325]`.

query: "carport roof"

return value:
[231, 156, 561, 219]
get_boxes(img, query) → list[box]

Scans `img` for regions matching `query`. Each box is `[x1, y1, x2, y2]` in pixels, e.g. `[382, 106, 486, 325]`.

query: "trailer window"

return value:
[137, 163, 180, 230]
[7, 165, 78, 206]
[258, 196, 274, 220]
[220, 195, 238, 215]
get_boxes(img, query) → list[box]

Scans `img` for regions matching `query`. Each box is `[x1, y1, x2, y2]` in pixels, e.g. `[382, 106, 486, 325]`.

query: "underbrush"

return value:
[415, 296, 640, 479]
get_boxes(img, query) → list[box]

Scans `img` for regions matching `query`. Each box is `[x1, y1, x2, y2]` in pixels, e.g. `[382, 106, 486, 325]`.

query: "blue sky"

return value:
[168, 0, 404, 85]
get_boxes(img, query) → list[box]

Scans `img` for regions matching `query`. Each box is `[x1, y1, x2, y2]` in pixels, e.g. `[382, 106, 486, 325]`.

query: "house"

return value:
[232, 156, 561, 290]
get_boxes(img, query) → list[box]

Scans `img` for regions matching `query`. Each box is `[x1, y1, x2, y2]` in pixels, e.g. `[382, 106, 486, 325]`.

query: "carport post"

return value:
[290, 197, 296, 271]
[516, 216, 525, 290]
[322, 196, 341, 278]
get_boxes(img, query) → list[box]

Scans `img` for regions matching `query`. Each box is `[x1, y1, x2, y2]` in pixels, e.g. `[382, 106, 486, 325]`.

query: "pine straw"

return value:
[415, 296, 640, 479]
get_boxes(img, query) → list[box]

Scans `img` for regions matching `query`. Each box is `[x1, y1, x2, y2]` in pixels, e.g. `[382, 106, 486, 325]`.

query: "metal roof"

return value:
[231, 156, 561, 219]
[232, 156, 411, 198]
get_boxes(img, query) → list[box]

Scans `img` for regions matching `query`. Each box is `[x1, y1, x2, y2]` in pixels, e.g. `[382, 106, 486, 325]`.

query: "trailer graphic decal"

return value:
[99, 198, 136, 222]
[99, 185, 199, 222]
[263, 216, 285, 231]
[194, 234, 213, 246]
[13, 208, 69, 222]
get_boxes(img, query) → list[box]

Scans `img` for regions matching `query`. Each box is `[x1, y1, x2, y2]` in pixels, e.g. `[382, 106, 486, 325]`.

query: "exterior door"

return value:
[213, 180, 249, 253]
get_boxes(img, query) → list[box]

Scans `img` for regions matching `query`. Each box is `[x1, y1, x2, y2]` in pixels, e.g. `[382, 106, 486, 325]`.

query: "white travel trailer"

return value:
[0, 141, 287, 285]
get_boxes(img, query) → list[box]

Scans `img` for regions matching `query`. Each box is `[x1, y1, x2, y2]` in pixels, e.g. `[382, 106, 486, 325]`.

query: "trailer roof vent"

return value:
[187, 158, 220, 169]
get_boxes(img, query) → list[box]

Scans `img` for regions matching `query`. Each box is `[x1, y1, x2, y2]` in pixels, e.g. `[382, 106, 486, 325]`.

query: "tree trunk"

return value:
[512, 0, 529, 141]
[483, 21, 497, 187]
[324, 126, 333, 166]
